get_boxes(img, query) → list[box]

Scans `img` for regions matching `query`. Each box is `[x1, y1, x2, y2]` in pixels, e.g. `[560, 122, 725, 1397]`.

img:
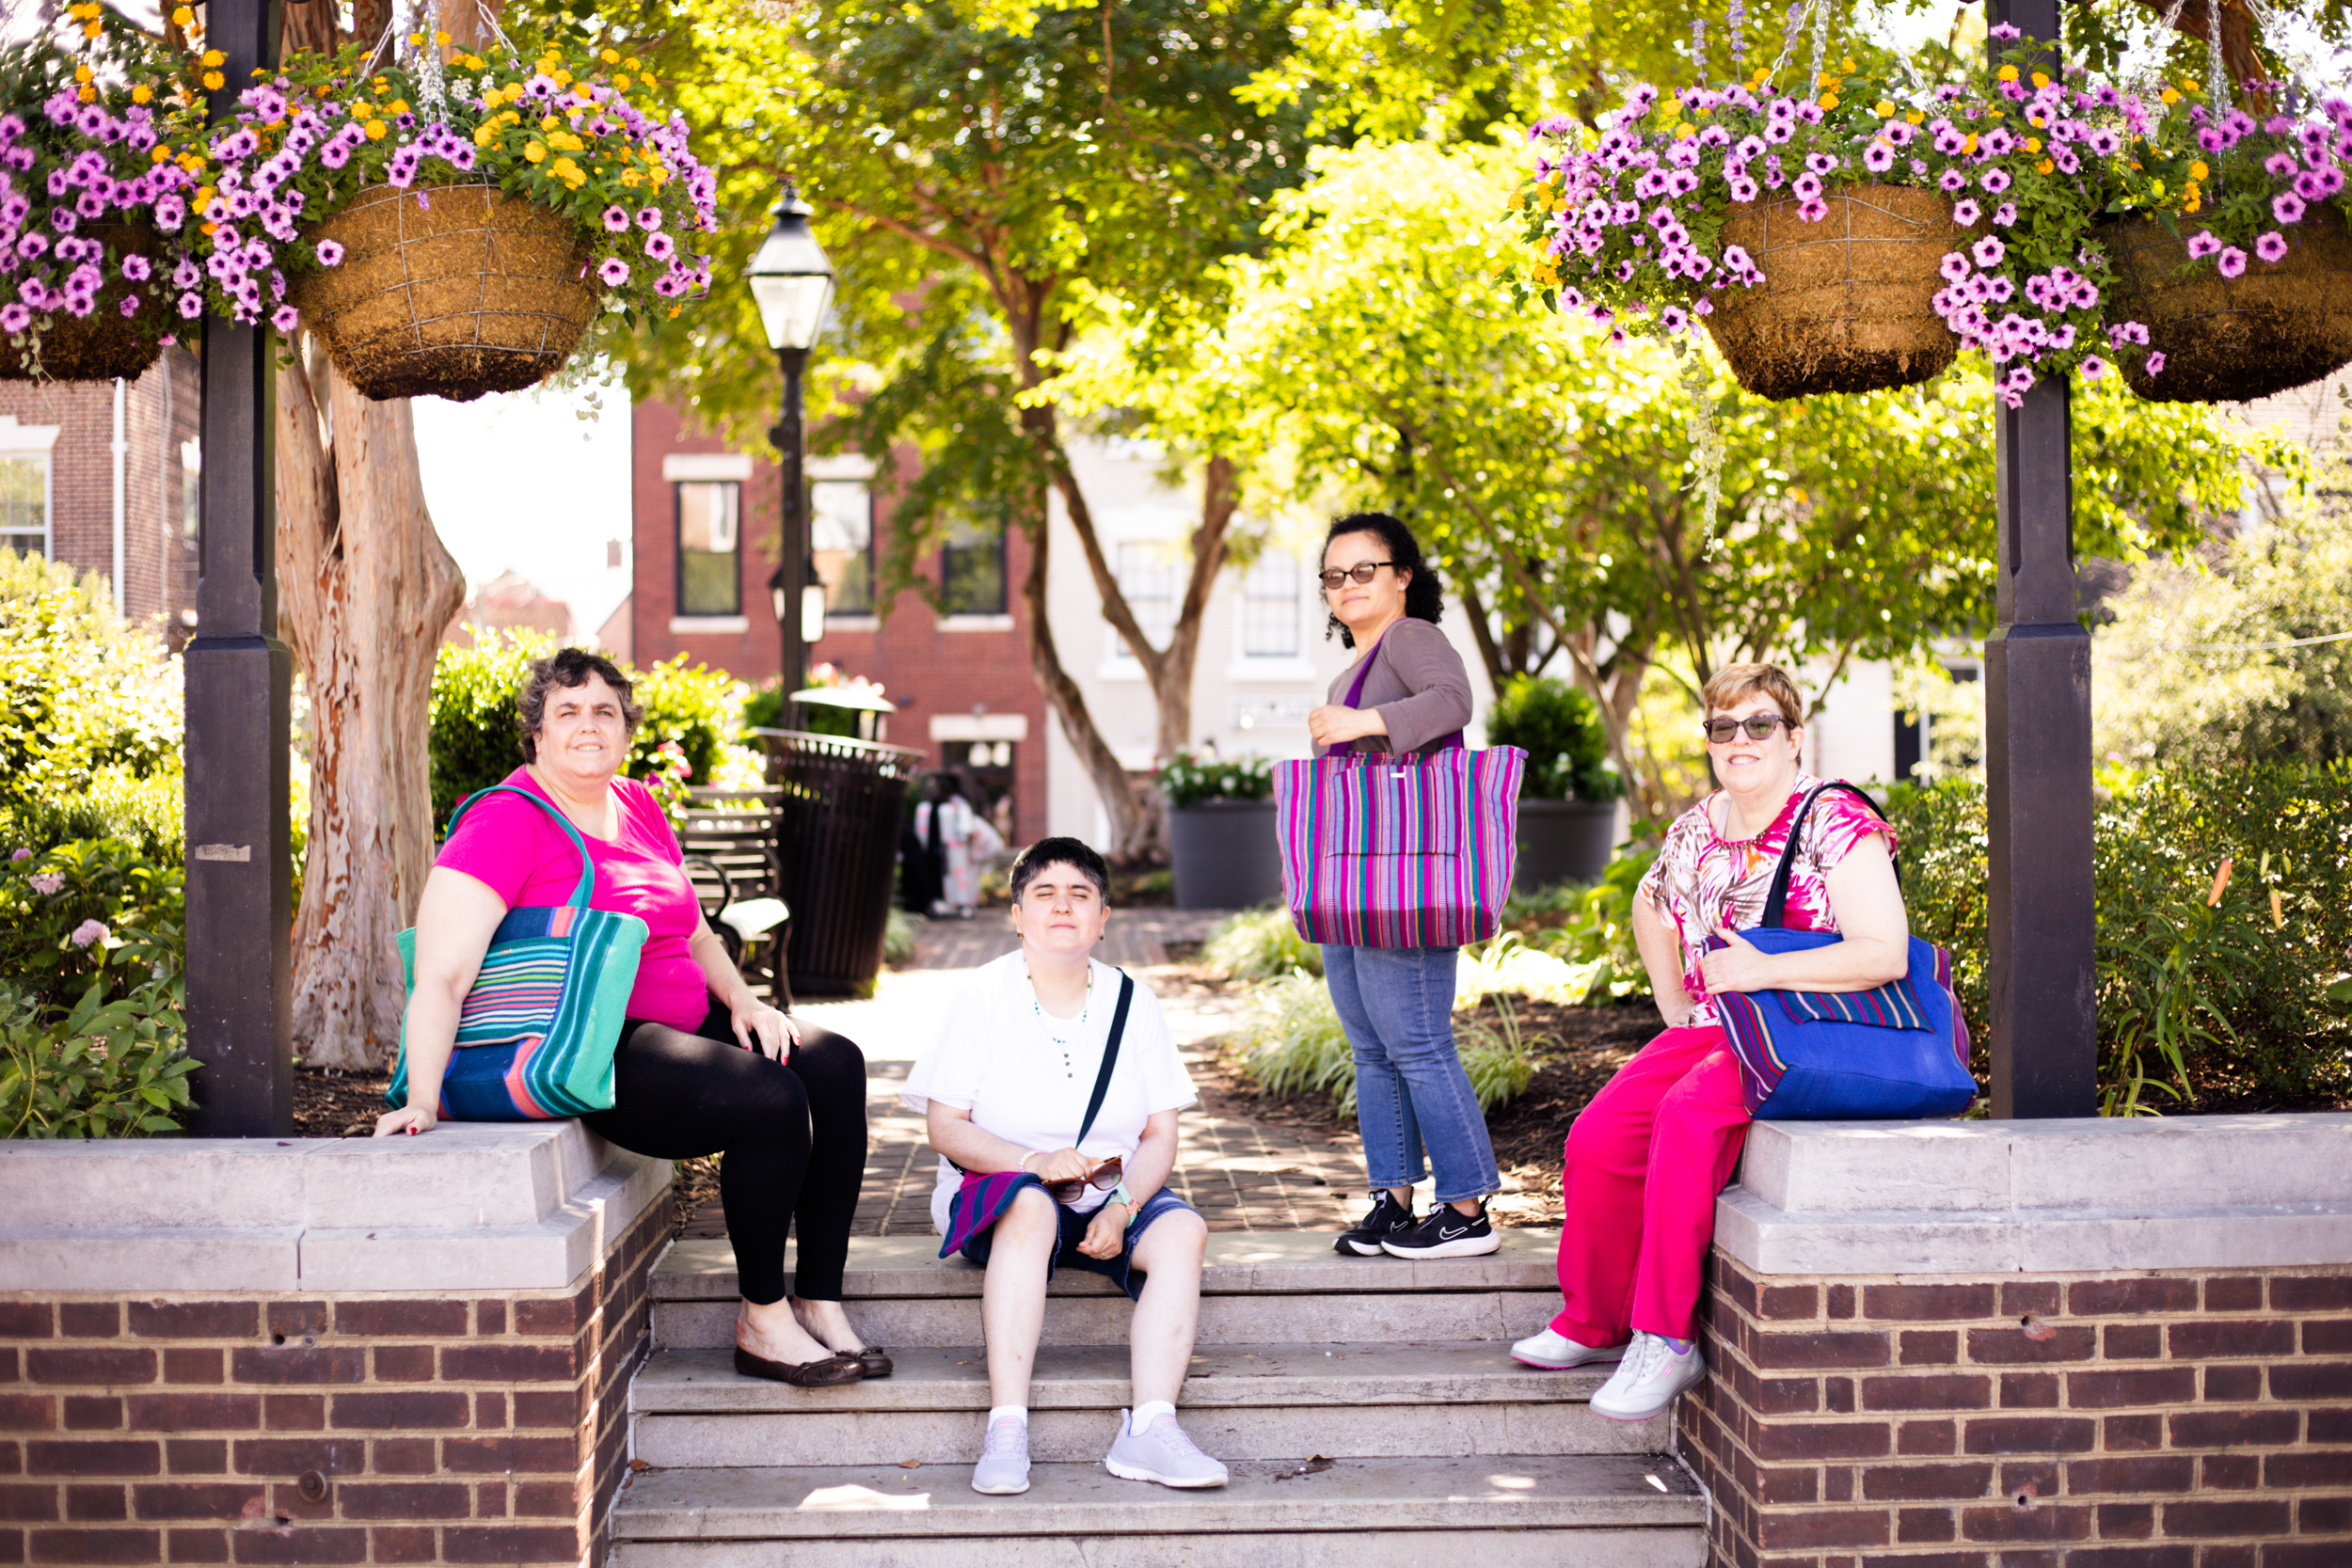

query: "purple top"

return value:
[437, 767, 710, 1030]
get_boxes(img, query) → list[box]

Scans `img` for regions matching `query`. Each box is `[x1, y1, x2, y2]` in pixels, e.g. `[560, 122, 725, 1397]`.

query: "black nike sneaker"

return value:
[1379, 1199, 1500, 1259]
[1334, 1191, 1416, 1257]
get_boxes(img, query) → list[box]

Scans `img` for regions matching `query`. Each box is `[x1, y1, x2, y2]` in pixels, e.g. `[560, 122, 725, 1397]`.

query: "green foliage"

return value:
[0, 838, 186, 1013]
[1228, 967, 1545, 1117]
[1455, 994, 1543, 1110]
[2093, 512, 2352, 769]
[1203, 906, 1323, 980]
[883, 907, 917, 967]
[1884, 768, 2352, 1109]
[1486, 675, 1620, 800]
[428, 632, 745, 826]
[0, 553, 176, 816]
[0, 967, 195, 1139]
[1515, 847, 1660, 1002]
[1157, 752, 1275, 807]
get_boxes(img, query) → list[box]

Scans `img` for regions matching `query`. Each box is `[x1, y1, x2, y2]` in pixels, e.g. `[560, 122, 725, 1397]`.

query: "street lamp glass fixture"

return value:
[745, 189, 835, 352]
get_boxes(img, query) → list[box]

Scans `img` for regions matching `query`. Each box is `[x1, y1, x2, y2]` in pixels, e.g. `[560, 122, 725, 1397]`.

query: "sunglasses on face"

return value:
[1703, 713, 1795, 744]
[1043, 1155, 1123, 1203]
[1318, 561, 1395, 591]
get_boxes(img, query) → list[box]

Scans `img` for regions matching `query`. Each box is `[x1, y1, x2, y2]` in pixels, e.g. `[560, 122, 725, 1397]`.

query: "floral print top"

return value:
[1636, 775, 1897, 1027]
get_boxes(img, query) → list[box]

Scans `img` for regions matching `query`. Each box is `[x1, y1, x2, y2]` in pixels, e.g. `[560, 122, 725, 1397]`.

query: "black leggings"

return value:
[583, 1003, 866, 1306]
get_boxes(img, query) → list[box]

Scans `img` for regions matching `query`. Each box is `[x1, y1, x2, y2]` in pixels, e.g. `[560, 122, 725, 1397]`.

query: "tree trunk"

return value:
[276, 354, 467, 1070]
[1148, 454, 1237, 767]
[2132, 0, 2266, 106]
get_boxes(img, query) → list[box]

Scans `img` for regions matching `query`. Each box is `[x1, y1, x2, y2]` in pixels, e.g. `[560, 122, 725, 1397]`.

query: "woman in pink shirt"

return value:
[375, 649, 878, 1388]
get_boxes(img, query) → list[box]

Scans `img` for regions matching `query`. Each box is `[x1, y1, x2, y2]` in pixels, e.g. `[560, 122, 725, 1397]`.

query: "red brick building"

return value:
[0, 350, 202, 641]
[628, 396, 1048, 842]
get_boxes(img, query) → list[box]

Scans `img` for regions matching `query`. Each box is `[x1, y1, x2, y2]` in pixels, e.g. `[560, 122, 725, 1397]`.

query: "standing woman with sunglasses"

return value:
[1308, 513, 1506, 1262]
[1512, 662, 1909, 1421]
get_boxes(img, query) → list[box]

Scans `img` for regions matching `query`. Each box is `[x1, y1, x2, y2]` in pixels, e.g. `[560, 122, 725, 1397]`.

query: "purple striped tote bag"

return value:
[1276, 746, 1527, 948]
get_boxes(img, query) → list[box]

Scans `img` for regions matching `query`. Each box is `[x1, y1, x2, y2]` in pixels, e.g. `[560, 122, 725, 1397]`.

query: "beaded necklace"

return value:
[1026, 964, 1093, 1080]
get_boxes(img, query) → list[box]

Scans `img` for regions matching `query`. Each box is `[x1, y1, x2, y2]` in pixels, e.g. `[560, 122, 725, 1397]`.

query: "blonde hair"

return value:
[1699, 662, 1804, 728]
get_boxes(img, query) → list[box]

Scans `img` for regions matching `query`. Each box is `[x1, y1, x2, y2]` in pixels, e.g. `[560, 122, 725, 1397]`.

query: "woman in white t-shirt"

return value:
[901, 837, 1224, 1497]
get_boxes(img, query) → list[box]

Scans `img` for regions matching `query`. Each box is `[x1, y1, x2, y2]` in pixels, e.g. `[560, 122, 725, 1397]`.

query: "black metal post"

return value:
[1985, 0, 2098, 1118]
[771, 346, 810, 698]
[183, 0, 294, 1136]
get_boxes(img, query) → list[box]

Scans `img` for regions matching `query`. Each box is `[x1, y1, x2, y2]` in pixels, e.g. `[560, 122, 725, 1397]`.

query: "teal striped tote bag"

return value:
[386, 786, 649, 1120]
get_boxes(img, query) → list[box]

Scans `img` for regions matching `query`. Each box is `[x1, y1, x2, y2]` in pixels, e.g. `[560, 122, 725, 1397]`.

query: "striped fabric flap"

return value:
[1335, 763, 1464, 856]
[1776, 977, 1932, 1031]
[1276, 747, 1525, 949]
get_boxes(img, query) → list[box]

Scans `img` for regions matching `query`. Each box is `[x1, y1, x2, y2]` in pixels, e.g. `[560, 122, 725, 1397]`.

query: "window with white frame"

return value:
[0, 453, 49, 559]
[1115, 540, 1177, 657]
[1240, 551, 1301, 658]
[675, 481, 741, 616]
[811, 480, 874, 614]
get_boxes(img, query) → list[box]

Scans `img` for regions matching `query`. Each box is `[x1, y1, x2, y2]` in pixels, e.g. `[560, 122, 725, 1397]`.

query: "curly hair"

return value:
[517, 647, 644, 764]
[1321, 512, 1444, 650]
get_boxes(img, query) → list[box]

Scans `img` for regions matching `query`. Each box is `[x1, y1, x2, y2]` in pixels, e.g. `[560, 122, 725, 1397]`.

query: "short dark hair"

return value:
[1009, 837, 1110, 904]
[1322, 511, 1444, 649]
[518, 647, 644, 764]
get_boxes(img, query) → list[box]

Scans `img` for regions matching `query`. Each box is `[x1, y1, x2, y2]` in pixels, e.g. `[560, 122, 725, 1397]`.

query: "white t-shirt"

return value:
[900, 953, 1197, 1236]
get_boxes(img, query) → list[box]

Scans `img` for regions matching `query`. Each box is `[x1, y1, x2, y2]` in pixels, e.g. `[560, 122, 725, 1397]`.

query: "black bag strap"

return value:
[1076, 969, 1137, 1148]
[1760, 781, 1899, 928]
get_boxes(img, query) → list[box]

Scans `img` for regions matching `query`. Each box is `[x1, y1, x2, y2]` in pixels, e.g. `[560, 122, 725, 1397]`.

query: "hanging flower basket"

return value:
[1702, 183, 1962, 400]
[2100, 214, 2352, 405]
[0, 224, 169, 381]
[287, 183, 597, 403]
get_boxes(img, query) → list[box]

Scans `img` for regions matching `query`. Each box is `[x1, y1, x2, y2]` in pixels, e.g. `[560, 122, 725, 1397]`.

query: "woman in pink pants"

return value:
[1511, 662, 1912, 1420]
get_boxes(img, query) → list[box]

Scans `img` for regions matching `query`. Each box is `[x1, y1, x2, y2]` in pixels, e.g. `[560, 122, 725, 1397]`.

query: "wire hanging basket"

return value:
[1703, 183, 1964, 401]
[286, 182, 599, 404]
[2100, 214, 2352, 405]
[0, 223, 168, 384]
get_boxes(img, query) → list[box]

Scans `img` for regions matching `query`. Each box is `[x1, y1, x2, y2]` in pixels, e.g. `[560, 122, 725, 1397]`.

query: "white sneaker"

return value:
[1104, 1410, 1230, 1488]
[1510, 1327, 1627, 1370]
[1588, 1332, 1707, 1420]
[970, 1417, 1031, 1495]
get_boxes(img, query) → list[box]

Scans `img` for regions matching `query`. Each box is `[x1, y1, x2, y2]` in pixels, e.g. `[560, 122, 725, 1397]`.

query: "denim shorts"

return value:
[959, 1186, 1198, 1302]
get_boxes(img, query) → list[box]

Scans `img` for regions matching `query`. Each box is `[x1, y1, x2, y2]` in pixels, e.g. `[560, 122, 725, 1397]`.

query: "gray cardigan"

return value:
[1316, 617, 1474, 758]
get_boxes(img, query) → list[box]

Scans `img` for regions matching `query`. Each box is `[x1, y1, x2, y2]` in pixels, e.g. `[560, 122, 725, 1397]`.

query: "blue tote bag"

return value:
[386, 786, 648, 1121]
[1708, 783, 1977, 1122]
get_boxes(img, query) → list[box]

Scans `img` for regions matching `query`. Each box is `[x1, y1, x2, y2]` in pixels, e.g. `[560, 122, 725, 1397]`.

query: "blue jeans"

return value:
[1322, 944, 1501, 1204]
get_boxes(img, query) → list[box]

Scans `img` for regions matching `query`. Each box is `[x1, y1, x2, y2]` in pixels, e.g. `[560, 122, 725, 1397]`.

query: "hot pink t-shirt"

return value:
[436, 768, 711, 1030]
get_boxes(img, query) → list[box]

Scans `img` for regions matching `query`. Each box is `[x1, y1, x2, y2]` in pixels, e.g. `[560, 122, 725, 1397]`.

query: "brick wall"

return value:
[0, 1200, 666, 1567]
[1678, 1252, 2352, 1567]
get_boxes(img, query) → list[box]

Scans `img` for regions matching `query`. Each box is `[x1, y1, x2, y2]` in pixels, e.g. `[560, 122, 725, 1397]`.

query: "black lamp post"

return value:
[745, 186, 835, 708]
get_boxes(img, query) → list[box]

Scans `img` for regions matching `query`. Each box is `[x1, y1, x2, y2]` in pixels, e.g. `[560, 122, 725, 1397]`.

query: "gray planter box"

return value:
[1168, 799, 1283, 910]
[1514, 798, 1619, 893]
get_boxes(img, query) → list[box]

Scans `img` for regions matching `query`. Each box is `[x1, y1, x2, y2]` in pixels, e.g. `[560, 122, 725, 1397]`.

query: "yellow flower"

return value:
[1819, 92, 1838, 110]
[434, 30, 451, 44]
[1817, 71, 1836, 88]
[601, 48, 621, 63]
[78, 87, 96, 103]
[524, 140, 547, 163]
[201, 71, 223, 91]
[614, 73, 631, 90]
[1841, 55, 1855, 71]
[626, 56, 642, 70]
[2022, 136, 2041, 152]
[1874, 99, 1895, 117]
[388, 100, 410, 116]
[170, 5, 194, 24]
[474, 125, 496, 147]
[1996, 64, 2018, 82]
[151, 144, 172, 163]
[2031, 71, 2049, 87]
[194, 185, 215, 212]
[541, 115, 559, 132]
[406, 31, 423, 45]
[2190, 160, 2209, 181]
[1963, 134, 1979, 154]
[1906, 110, 1925, 125]
[669, 306, 681, 318]
[373, 78, 389, 94]
[75, 63, 92, 82]
[200, 48, 225, 67]
[550, 131, 584, 151]
[2161, 87, 2181, 105]
[553, 70, 573, 87]
[574, 84, 595, 102]
[620, 167, 643, 186]
[364, 119, 387, 139]
[84, 21, 102, 38]
[200, 221, 215, 237]
[462, 54, 484, 70]
[132, 84, 152, 103]
[2037, 157, 2054, 175]
[2185, 193, 2201, 213]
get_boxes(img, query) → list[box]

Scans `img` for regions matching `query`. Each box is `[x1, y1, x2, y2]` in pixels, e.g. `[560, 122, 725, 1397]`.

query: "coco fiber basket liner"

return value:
[1704, 183, 1962, 401]
[0, 223, 167, 384]
[2101, 215, 2352, 404]
[289, 183, 596, 404]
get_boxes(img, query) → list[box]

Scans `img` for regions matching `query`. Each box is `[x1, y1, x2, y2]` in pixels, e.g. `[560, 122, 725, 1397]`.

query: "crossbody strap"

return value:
[445, 784, 599, 910]
[1075, 969, 1137, 1148]
[1759, 781, 1899, 929]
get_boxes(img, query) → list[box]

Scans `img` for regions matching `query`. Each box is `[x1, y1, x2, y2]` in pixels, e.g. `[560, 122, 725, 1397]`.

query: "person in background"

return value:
[1307, 511, 1503, 1263]
[915, 772, 1006, 919]
[1512, 661, 1910, 1420]
[902, 837, 1224, 1496]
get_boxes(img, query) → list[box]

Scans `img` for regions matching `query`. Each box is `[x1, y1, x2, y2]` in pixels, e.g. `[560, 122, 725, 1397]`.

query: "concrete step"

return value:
[609, 1453, 1708, 1568]
[650, 1232, 1565, 1351]
[630, 1343, 1667, 1465]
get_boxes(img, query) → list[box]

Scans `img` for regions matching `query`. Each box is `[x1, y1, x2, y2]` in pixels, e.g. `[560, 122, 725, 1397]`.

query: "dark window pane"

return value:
[676, 482, 740, 615]
[942, 515, 1005, 615]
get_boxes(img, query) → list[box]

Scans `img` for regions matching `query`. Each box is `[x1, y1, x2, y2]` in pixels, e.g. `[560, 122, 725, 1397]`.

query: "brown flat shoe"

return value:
[733, 1346, 865, 1387]
[855, 1346, 893, 1378]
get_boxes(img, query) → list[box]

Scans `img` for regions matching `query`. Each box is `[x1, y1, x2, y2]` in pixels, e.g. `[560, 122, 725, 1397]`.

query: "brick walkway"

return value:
[680, 910, 1370, 1242]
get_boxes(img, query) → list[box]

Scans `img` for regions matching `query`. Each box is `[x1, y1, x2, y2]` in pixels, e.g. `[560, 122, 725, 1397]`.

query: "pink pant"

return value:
[1549, 1025, 1752, 1345]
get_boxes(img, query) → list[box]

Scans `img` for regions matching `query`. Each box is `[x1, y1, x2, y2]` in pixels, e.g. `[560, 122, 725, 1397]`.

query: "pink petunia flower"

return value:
[2273, 192, 2307, 225]
[603, 205, 629, 232]
[272, 304, 299, 332]
[2255, 231, 2288, 263]
[2146, 350, 2166, 374]
[1972, 235, 2006, 268]
[316, 239, 343, 267]
[2079, 356, 2106, 379]
[2185, 230, 2222, 259]
[1952, 199, 1980, 228]
[636, 207, 662, 232]
[598, 258, 630, 287]
[2217, 246, 2248, 278]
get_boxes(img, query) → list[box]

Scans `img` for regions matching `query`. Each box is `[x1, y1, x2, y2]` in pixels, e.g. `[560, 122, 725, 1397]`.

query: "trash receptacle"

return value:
[755, 728, 925, 997]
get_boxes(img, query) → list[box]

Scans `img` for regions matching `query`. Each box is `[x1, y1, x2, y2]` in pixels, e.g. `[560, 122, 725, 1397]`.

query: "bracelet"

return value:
[1110, 1182, 1136, 1225]
[1018, 1151, 1040, 1175]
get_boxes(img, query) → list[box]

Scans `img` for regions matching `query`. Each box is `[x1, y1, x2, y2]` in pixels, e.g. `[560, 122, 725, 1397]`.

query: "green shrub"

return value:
[1227, 967, 1544, 1117]
[0, 554, 175, 814]
[0, 837, 186, 1014]
[1883, 767, 2352, 1110]
[0, 960, 194, 1139]
[1521, 847, 1659, 1002]
[1202, 906, 1322, 979]
[1486, 674, 1622, 801]
[1157, 752, 1275, 807]
[428, 634, 747, 825]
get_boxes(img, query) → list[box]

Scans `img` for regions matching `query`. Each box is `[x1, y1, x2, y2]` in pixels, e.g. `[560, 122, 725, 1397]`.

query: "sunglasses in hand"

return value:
[1043, 1155, 1123, 1203]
